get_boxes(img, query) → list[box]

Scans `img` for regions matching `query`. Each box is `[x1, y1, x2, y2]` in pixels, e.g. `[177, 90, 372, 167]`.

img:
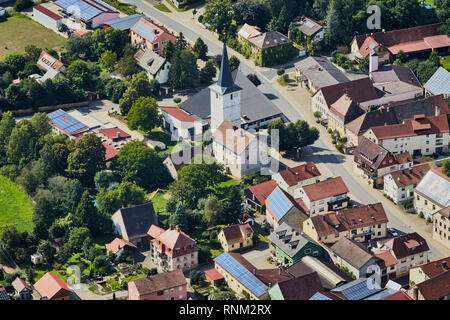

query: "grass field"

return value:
[0, 175, 34, 233]
[155, 3, 172, 12]
[441, 55, 450, 71]
[0, 13, 66, 59]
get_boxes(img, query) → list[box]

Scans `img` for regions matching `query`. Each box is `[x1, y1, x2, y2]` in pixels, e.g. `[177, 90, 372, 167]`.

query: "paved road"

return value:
[126, 1, 446, 260]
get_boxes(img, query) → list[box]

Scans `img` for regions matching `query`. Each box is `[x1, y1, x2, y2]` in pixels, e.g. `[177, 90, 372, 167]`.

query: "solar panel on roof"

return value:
[340, 280, 382, 300]
[215, 253, 268, 297]
[47, 109, 88, 135]
[267, 188, 293, 221]
[309, 292, 331, 300]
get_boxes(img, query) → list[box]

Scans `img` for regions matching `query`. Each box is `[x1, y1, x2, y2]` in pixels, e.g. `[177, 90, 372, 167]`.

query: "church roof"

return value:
[212, 43, 241, 95]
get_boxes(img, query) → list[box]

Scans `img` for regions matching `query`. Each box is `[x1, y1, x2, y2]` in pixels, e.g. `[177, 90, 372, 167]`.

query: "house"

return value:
[364, 114, 450, 157]
[368, 62, 423, 106]
[295, 177, 350, 215]
[130, 18, 176, 54]
[424, 67, 450, 99]
[363, 280, 408, 300]
[268, 222, 324, 266]
[329, 237, 379, 279]
[353, 137, 413, 185]
[303, 203, 389, 244]
[265, 186, 309, 230]
[287, 255, 351, 290]
[383, 164, 430, 204]
[311, 77, 377, 120]
[295, 57, 350, 94]
[204, 268, 225, 286]
[106, 237, 137, 260]
[0, 285, 9, 300]
[97, 127, 131, 161]
[290, 16, 325, 44]
[135, 49, 171, 84]
[408, 269, 450, 300]
[34, 272, 72, 300]
[244, 180, 278, 212]
[54, 0, 120, 29]
[163, 146, 203, 181]
[268, 272, 323, 300]
[271, 162, 321, 197]
[330, 277, 383, 300]
[218, 223, 254, 252]
[372, 232, 429, 277]
[432, 206, 450, 248]
[12, 277, 32, 300]
[237, 24, 293, 67]
[212, 120, 266, 179]
[214, 252, 292, 300]
[103, 14, 150, 32]
[350, 23, 450, 62]
[414, 167, 450, 220]
[36, 51, 65, 82]
[345, 94, 450, 147]
[148, 224, 199, 272]
[111, 201, 159, 247]
[328, 93, 365, 136]
[409, 256, 450, 286]
[160, 106, 202, 141]
[31, 252, 44, 265]
[33, 5, 62, 33]
[179, 46, 282, 131]
[128, 269, 187, 300]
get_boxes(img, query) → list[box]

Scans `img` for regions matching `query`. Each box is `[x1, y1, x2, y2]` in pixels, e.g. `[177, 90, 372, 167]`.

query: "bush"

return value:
[14, 0, 33, 11]
[276, 68, 285, 76]
[173, 97, 181, 103]
[327, 128, 332, 134]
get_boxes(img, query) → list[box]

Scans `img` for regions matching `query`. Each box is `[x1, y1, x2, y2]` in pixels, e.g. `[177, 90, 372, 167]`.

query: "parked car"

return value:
[388, 228, 399, 237]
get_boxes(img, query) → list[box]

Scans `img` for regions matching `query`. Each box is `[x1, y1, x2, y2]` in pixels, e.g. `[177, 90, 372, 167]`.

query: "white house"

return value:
[135, 49, 171, 84]
[271, 162, 321, 196]
[383, 164, 431, 204]
[364, 114, 450, 157]
[160, 107, 202, 141]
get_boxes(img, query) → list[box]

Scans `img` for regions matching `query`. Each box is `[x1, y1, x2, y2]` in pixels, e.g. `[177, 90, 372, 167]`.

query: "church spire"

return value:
[217, 42, 234, 88]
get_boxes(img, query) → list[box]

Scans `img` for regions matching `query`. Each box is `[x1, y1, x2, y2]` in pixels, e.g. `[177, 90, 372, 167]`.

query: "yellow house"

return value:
[409, 257, 450, 286]
[218, 223, 254, 252]
[328, 93, 365, 137]
[432, 206, 450, 249]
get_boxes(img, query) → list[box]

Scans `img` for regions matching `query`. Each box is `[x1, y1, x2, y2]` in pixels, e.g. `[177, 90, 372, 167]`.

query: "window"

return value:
[179, 294, 183, 299]
[305, 249, 311, 254]
[164, 290, 168, 295]
[171, 288, 174, 293]
[179, 286, 183, 291]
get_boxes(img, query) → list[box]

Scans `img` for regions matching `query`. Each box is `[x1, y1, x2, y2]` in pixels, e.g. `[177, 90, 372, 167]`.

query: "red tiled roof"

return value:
[386, 290, 412, 300]
[388, 164, 430, 188]
[106, 237, 137, 254]
[370, 114, 450, 140]
[278, 162, 321, 186]
[221, 223, 253, 245]
[12, 278, 31, 293]
[424, 34, 450, 49]
[204, 268, 224, 281]
[99, 128, 131, 142]
[246, 180, 278, 205]
[131, 270, 186, 296]
[160, 106, 198, 122]
[383, 233, 429, 260]
[102, 142, 118, 162]
[151, 225, 198, 258]
[34, 5, 62, 21]
[374, 250, 398, 268]
[416, 270, 450, 300]
[301, 177, 349, 201]
[393, 152, 412, 164]
[34, 272, 72, 300]
[415, 256, 450, 279]
[37, 50, 64, 73]
[148, 224, 165, 238]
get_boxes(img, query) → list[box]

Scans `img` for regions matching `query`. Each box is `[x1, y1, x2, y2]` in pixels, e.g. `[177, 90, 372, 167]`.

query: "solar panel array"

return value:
[215, 253, 268, 297]
[309, 292, 331, 300]
[267, 188, 293, 221]
[339, 280, 382, 300]
[132, 20, 157, 42]
[48, 109, 88, 135]
[55, 0, 116, 21]
[0, 288, 9, 300]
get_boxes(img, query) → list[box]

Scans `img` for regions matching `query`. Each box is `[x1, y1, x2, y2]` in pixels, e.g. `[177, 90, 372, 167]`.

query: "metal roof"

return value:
[267, 188, 293, 222]
[105, 14, 149, 30]
[424, 67, 450, 95]
[215, 253, 268, 297]
[132, 19, 157, 42]
[415, 169, 450, 208]
[309, 292, 331, 300]
[54, 0, 117, 22]
[47, 109, 89, 135]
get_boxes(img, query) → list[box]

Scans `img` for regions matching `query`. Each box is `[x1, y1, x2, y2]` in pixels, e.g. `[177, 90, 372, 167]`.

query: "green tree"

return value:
[193, 37, 208, 60]
[229, 55, 240, 71]
[105, 78, 127, 103]
[169, 49, 199, 89]
[443, 159, 450, 177]
[67, 227, 92, 253]
[115, 56, 139, 79]
[37, 240, 55, 262]
[0, 111, 15, 165]
[199, 60, 217, 85]
[161, 40, 175, 62]
[170, 204, 189, 231]
[94, 170, 117, 190]
[204, 195, 223, 226]
[204, 0, 233, 38]
[99, 50, 117, 71]
[119, 87, 139, 115]
[127, 96, 162, 134]
[2, 52, 27, 77]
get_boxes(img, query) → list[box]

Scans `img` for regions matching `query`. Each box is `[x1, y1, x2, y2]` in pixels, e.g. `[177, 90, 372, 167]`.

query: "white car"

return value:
[388, 228, 399, 237]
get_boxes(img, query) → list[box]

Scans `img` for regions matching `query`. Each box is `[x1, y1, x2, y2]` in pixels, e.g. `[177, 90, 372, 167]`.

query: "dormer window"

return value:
[230, 94, 233, 100]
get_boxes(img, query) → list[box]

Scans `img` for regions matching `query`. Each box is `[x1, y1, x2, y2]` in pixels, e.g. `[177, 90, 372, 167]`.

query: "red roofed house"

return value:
[272, 162, 321, 197]
[350, 23, 450, 63]
[12, 277, 32, 300]
[130, 18, 176, 54]
[409, 256, 450, 286]
[33, 5, 62, 33]
[160, 107, 202, 141]
[128, 269, 187, 300]
[303, 203, 389, 244]
[34, 272, 72, 300]
[244, 180, 278, 212]
[106, 237, 137, 259]
[204, 268, 224, 286]
[373, 232, 429, 278]
[218, 223, 254, 252]
[364, 114, 450, 157]
[148, 224, 199, 272]
[408, 269, 450, 300]
[98, 127, 132, 161]
[36, 50, 66, 82]
[296, 177, 350, 216]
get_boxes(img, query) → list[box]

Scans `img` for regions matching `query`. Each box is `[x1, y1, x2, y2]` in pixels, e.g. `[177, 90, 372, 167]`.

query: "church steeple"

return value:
[218, 42, 234, 88]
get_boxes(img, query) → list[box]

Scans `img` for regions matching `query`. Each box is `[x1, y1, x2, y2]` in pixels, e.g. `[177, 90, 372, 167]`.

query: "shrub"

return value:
[327, 128, 332, 134]
[418, 212, 424, 218]
[173, 97, 181, 103]
[276, 68, 285, 76]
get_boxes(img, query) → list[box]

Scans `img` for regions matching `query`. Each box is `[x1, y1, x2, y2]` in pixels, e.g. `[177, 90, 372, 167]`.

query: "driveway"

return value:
[241, 243, 273, 270]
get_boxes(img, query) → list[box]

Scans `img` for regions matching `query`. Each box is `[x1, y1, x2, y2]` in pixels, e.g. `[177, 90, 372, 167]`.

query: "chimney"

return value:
[253, 269, 256, 275]
[117, 131, 121, 138]
[169, 224, 173, 230]
[435, 105, 440, 116]
[268, 282, 272, 288]
[175, 225, 180, 232]
[413, 287, 419, 300]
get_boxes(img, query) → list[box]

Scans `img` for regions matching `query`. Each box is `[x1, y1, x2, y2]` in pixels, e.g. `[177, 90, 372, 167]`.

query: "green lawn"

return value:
[0, 175, 34, 233]
[0, 13, 66, 59]
[441, 55, 450, 71]
[155, 3, 172, 12]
